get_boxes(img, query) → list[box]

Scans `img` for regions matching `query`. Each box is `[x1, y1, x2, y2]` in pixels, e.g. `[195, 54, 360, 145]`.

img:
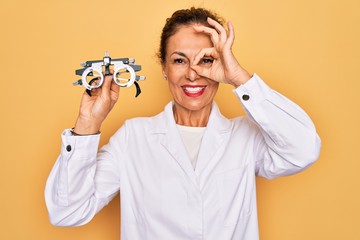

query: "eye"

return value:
[174, 58, 186, 64]
[200, 57, 214, 65]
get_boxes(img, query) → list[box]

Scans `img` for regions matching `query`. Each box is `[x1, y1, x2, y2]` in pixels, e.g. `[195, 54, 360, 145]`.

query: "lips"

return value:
[182, 85, 206, 97]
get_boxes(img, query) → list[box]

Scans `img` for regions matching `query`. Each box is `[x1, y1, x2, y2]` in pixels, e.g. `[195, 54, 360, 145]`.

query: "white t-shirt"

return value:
[177, 124, 206, 169]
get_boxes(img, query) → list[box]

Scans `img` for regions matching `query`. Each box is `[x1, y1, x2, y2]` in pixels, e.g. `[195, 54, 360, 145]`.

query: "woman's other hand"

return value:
[73, 74, 120, 135]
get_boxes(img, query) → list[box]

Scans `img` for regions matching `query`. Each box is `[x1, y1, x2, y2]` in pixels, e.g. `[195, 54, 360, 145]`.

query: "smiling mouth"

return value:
[182, 85, 206, 97]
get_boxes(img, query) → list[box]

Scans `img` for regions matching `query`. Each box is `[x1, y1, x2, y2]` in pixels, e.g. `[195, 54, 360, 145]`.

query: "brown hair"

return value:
[157, 7, 225, 64]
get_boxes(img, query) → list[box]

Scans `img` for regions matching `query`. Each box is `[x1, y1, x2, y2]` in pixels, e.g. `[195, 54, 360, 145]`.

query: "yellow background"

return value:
[1, 0, 359, 239]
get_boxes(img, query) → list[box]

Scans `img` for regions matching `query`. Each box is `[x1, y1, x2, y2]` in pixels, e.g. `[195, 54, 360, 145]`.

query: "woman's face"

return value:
[162, 24, 219, 113]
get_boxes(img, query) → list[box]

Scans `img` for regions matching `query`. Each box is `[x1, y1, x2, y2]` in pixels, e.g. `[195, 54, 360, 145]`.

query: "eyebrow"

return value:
[170, 51, 188, 58]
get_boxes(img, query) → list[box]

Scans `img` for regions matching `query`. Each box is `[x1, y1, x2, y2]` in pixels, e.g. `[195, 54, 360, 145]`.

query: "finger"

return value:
[100, 74, 113, 100]
[84, 78, 100, 97]
[102, 74, 113, 89]
[193, 47, 216, 66]
[110, 79, 120, 95]
[190, 65, 212, 79]
[110, 80, 120, 103]
[193, 25, 219, 45]
[225, 21, 235, 49]
[207, 17, 227, 43]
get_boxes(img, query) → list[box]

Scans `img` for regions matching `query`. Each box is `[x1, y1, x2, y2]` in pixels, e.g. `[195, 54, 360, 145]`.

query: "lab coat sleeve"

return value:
[233, 74, 321, 179]
[44, 127, 126, 226]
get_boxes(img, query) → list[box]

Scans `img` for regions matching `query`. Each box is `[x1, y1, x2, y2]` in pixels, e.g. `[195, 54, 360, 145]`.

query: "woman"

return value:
[45, 7, 321, 240]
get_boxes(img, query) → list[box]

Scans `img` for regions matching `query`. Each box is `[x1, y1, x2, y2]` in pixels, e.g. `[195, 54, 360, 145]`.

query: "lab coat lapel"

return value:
[155, 103, 198, 182]
[195, 103, 233, 175]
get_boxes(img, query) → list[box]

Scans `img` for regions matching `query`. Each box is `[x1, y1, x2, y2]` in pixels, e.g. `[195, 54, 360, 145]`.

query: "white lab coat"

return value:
[45, 74, 321, 240]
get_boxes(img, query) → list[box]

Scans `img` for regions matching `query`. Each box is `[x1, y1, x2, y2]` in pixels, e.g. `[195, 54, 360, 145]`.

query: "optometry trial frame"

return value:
[73, 52, 146, 97]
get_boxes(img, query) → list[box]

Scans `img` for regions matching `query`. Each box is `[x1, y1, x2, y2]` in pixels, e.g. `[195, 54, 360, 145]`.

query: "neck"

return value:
[173, 103, 212, 127]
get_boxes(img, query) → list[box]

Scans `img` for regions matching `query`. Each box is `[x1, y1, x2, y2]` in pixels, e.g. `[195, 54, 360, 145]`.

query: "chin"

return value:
[176, 100, 213, 112]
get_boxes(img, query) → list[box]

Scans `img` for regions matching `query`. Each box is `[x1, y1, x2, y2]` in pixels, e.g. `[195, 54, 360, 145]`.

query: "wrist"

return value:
[71, 128, 100, 136]
[73, 117, 102, 135]
[230, 70, 252, 88]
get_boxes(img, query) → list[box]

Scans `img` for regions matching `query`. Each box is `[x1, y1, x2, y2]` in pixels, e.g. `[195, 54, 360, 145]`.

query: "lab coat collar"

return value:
[151, 101, 233, 187]
[151, 101, 232, 134]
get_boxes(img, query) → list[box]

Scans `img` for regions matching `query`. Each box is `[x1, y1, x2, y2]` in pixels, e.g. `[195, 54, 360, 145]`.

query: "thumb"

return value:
[191, 65, 211, 79]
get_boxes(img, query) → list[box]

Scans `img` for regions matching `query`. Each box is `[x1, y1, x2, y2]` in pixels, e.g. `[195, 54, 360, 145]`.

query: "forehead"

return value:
[166, 24, 213, 55]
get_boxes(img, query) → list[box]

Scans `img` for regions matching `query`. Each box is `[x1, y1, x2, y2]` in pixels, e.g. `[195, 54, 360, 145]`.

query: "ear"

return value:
[162, 64, 168, 80]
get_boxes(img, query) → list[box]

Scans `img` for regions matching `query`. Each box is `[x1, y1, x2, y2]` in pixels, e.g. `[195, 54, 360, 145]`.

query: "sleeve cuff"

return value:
[232, 73, 272, 105]
[60, 129, 101, 160]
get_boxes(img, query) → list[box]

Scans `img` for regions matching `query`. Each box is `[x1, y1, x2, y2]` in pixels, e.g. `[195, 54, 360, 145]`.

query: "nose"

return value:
[186, 66, 200, 82]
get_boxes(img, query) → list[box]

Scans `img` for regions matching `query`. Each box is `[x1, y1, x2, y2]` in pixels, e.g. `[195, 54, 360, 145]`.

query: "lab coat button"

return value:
[66, 145, 72, 152]
[242, 94, 250, 101]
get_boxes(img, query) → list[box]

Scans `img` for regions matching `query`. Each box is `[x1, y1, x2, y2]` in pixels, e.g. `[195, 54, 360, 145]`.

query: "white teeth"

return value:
[184, 87, 205, 94]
